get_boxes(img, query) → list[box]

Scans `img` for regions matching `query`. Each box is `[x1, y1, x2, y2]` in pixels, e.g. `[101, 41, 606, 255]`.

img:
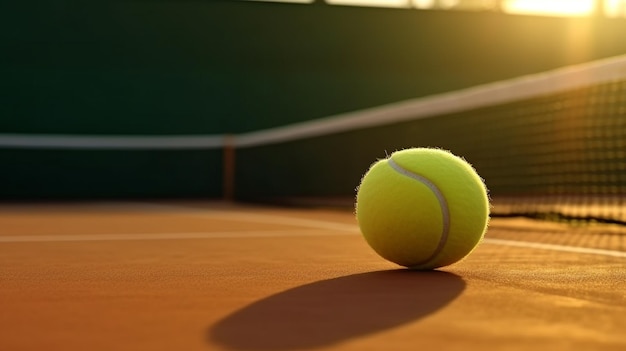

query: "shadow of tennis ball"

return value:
[210, 270, 465, 350]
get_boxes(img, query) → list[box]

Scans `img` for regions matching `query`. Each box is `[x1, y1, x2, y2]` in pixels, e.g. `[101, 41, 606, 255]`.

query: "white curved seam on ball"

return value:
[387, 157, 451, 267]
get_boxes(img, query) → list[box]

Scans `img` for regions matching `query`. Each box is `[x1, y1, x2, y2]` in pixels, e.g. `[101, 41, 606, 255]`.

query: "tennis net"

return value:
[459, 78, 626, 225]
[233, 54, 626, 226]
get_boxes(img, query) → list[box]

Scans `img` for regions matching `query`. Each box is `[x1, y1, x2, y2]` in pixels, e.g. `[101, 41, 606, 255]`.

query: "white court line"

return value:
[146, 203, 626, 258]
[483, 238, 626, 258]
[130, 202, 361, 232]
[1, 230, 623, 259]
[196, 211, 359, 232]
[130, 203, 626, 258]
[2, 202, 624, 258]
[0, 229, 356, 243]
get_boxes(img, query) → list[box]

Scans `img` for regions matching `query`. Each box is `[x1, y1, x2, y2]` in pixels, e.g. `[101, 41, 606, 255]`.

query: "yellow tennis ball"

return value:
[356, 148, 490, 270]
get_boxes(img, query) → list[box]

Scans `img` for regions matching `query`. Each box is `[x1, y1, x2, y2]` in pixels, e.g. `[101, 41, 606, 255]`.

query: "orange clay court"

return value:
[4, 3, 626, 350]
[1, 200, 625, 351]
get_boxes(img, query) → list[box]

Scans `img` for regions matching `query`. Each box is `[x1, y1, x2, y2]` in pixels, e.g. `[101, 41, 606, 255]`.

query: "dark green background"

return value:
[2, 1, 626, 199]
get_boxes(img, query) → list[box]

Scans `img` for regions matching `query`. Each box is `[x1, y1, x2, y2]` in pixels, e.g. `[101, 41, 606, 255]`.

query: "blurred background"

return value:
[2, 0, 626, 223]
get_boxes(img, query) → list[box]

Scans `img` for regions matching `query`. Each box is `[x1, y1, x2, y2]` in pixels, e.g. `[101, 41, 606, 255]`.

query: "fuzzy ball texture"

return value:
[356, 148, 490, 270]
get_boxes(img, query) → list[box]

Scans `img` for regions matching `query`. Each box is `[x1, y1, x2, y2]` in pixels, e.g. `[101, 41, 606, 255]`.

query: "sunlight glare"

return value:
[412, 0, 435, 8]
[502, 0, 596, 17]
[604, 0, 626, 17]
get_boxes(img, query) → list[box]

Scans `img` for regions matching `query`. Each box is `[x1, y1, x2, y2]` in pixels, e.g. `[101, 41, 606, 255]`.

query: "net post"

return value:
[222, 135, 236, 202]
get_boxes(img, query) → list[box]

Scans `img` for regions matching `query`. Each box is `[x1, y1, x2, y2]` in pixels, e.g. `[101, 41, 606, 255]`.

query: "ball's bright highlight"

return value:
[356, 148, 490, 270]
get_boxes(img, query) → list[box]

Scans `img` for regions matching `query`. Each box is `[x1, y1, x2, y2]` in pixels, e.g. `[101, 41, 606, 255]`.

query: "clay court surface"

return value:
[1, 200, 625, 351]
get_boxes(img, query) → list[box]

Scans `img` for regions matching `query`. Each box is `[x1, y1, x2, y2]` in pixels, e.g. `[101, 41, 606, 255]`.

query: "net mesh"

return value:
[443, 80, 626, 225]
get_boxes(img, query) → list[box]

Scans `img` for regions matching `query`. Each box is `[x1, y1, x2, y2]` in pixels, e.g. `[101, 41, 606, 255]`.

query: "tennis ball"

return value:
[356, 148, 489, 270]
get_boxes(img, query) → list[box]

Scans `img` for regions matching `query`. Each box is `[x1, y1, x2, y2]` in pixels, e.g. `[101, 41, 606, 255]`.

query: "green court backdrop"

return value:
[2, 0, 626, 199]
